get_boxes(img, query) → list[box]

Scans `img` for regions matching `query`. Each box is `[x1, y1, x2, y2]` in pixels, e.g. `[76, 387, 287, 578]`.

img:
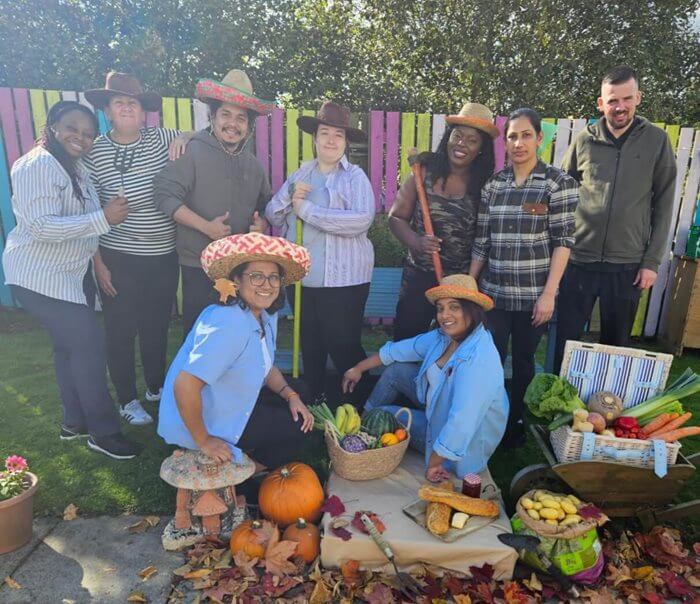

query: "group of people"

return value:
[2, 63, 676, 481]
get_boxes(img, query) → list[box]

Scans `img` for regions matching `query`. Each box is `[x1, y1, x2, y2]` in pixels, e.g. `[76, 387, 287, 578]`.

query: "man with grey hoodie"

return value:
[155, 69, 275, 337]
[553, 65, 676, 372]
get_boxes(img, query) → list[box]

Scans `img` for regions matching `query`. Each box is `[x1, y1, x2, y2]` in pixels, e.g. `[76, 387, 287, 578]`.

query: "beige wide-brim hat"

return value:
[297, 101, 367, 143]
[445, 102, 500, 139]
[200, 232, 310, 286]
[195, 69, 275, 115]
[84, 71, 162, 112]
[425, 274, 494, 311]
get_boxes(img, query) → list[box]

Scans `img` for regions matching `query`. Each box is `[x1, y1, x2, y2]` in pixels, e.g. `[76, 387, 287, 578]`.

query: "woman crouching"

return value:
[158, 232, 314, 470]
[343, 274, 508, 482]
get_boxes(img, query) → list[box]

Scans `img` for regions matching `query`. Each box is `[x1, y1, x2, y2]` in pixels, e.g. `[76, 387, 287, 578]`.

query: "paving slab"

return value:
[0, 516, 60, 579]
[0, 515, 182, 604]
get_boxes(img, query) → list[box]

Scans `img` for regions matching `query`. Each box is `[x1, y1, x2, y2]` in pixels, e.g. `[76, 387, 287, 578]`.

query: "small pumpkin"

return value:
[394, 428, 408, 442]
[229, 520, 266, 559]
[282, 517, 321, 563]
[380, 433, 399, 446]
[258, 462, 324, 527]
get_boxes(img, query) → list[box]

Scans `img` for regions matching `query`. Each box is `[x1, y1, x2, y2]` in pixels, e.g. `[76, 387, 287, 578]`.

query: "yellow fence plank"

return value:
[400, 112, 416, 181]
[162, 97, 177, 129]
[29, 89, 47, 136]
[176, 98, 192, 131]
[416, 113, 431, 153]
[301, 109, 314, 162]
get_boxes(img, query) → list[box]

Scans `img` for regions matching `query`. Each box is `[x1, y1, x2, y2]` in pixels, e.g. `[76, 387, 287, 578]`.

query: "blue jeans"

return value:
[364, 362, 428, 453]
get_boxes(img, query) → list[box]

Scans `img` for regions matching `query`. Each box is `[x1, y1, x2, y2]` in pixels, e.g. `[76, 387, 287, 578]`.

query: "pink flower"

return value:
[5, 455, 28, 473]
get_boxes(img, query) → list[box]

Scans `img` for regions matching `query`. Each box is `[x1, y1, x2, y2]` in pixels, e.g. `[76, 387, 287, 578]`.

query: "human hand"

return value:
[249, 211, 268, 233]
[417, 234, 441, 256]
[291, 182, 312, 214]
[531, 291, 555, 327]
[103, 196, 130, 225]
[206, 211, 232, 240]
[94, 258, 117, 297]
[199, 435, 233, 463]
[633, 268, 657, 290]
[425, 464, 451, 483]
[288, 395, 314, 432]
[168, 132, 194, 160]
[342, 366, 363, 393]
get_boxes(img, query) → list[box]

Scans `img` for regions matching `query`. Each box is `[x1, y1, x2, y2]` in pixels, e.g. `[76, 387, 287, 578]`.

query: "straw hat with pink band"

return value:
[201, 232, 311, 303]
[445, 102, 500, 140]
[425, 274, 494, 311]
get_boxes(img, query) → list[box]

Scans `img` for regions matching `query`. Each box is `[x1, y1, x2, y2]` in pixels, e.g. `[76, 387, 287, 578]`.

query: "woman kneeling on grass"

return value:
[342, 274, 508, 482]
[158, 232, 315, 470]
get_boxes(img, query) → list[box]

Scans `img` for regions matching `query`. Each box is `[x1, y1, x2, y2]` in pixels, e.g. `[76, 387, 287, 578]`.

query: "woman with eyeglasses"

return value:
[158, 233, 315, 469]
[388, 103, 497, 341]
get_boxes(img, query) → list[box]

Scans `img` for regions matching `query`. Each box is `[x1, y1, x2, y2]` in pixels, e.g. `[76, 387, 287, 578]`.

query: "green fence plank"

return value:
[286, 109, 300, 176]
[400, 112, 416, 181]
[540, 118, 556, 163]
[666, 124, 680, 151]
[162, 97, 177, 129]
[45, 90, 61, 112]
[29, 89, 47, 135]
[301, 109, 314, 162]
[416, 113, 431, 153]
[176, 98, 192, 131]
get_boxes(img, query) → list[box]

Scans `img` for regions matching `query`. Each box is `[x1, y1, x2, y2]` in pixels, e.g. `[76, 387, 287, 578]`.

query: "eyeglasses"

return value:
[242, 272, 282, 287]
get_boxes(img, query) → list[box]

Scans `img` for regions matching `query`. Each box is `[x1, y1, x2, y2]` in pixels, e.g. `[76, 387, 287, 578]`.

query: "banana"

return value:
[335, 406, 347, 435]
[344, 404, 361, 434]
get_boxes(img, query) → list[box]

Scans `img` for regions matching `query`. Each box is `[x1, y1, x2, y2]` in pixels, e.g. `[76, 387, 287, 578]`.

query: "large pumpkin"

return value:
[282, 518, 321, 563]
[258, 462, 324, 527]
[229, 520, 267, 559]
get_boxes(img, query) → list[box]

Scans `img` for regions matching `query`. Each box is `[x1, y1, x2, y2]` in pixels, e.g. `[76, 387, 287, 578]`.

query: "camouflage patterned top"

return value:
[407, 172, 478, 274]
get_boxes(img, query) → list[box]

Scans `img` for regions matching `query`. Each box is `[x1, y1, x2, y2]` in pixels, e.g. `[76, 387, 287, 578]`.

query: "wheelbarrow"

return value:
[510, 425, 700, 530]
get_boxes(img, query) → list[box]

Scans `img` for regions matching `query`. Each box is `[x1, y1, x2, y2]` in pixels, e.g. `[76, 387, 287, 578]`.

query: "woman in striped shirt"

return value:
[83, 72, 191, 426]
[2, 100, 141, 460]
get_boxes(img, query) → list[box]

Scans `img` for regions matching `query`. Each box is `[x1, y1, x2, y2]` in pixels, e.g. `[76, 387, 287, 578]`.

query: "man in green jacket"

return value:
[554, 65, 676, 372]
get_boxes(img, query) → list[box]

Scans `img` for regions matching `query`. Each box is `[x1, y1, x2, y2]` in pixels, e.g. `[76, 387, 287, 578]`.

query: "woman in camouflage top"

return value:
[388, 103, 498, 340]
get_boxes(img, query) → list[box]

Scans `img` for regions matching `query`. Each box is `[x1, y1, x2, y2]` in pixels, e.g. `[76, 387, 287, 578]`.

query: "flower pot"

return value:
[0, 472, 38, 554]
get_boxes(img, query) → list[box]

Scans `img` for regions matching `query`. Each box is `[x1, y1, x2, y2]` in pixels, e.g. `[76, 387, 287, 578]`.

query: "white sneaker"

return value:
[119, 399, 153, 425]
[145, 388, 162, 402]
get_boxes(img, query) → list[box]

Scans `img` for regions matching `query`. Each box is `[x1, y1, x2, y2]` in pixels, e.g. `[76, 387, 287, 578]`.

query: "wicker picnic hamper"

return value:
[325, 407, 412, 481]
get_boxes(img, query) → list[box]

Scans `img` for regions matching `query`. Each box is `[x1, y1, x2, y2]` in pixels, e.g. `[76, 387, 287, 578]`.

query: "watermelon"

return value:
[362, 408, 399, 437]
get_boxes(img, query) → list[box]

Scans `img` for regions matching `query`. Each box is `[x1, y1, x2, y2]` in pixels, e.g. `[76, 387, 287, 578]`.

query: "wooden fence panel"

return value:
[416, 113, 431, 153]
[270, 108, 284, 193]
[368, 111, 384, 211]
[0, 89, 21, 168]
[399, 112, 416, 181]
[431, 114, 445, 151]
[255, 114, 270, 179]
[285, 108, 300, 177]
[176, 98, 193, 131]
[540, 117, 556, 163]
[552, 118, 572, 168]
[193, 99, 209, 131]
[13, 89, 35, 155]
[301, 109, 314, 162]
[384, 112, 400, 209]
[0, 126, 14, 305]
[29, 89, 47, 136]
[161, 97, 177, 129]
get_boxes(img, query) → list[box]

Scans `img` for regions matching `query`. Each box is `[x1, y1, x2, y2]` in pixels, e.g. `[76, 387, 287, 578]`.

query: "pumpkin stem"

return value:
[251, 520, 262, 529]
[296, 518, 307, 528]
[280, 467, 290, 477]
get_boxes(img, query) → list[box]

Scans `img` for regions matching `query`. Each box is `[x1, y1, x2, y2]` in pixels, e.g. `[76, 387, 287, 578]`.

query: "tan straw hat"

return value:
[195, 69, 275, 115]
[84, 71, 162, 112]
[425, 274, 494, 311]
[200, 232, 310, 286]
[445, 102, 500, 139]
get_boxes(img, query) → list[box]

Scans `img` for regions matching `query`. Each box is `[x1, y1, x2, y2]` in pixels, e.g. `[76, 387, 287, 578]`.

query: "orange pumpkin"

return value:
[282, 517, 321, 563]
[229, 520, 267, 559]
[258, 462, 324, 527]
[395, 428, 408, 442]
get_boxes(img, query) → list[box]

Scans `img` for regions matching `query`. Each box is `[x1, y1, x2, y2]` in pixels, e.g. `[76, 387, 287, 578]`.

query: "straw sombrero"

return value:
[425, 274, 494, 311]
[200, 233, 310, 286]
[445, 103, 500, 139]
[195, 69, 275, 115]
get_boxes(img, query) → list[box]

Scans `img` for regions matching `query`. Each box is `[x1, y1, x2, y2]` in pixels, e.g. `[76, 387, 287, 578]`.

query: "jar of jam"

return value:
[461, 473, 481, 498]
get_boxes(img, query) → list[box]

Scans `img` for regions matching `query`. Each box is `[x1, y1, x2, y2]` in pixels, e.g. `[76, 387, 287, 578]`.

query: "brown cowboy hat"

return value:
[195, 69, 275, 115]
[445, 102, 500, 139]
[297, 101, 366, 143]
[84, 71, 162, 112]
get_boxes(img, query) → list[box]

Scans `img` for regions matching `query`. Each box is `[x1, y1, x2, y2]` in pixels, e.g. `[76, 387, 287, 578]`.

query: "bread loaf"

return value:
[425, 481, 454, 536]
[419, 484, 499, 517]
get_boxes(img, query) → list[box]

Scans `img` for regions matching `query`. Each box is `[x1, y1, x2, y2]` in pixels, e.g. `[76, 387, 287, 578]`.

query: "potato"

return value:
[545, 519, 559, 526]
[520, 497, 535, 510]
[561, 501, 578, 515]
[542, 499, 561, 510]
[587, 412, 607, 434]
[540, 508, 559, 520]
[560, 515, 582, 525]
[557, 509, 566, 520]
[527, 509, 541, 521]
[566, 494, 581, 505]
[533, 502, 543, 511]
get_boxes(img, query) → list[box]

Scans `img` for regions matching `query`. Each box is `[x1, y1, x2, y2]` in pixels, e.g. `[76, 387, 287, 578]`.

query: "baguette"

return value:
[425, 481, 454, 536]
[419, 484, 499, 518]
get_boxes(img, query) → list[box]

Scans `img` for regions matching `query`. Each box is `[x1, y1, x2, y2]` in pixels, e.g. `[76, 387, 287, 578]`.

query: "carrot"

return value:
[647, 412, 692, 438]
[641, 413, 672, 434]
[657, 426, 700, 442]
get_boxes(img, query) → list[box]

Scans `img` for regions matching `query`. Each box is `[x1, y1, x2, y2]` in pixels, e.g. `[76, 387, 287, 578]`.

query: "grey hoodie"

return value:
[154, 130, 270, 267]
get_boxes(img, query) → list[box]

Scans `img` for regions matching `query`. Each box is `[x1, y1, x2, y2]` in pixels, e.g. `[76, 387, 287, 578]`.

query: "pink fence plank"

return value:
[12, 89, 35, 154]
[369, 111, 384, 211]
[494, 115, 507, 171]
[0, 89, 21, 167]
[270, 108, 285, 194]
[384, 112, 400, 210]
[255, 114, 270, 178]
[146, 112, 160, 128]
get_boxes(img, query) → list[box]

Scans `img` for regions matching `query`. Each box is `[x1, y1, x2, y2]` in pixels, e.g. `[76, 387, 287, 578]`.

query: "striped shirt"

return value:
[84, 128, 179, 255]
[265, 157, 375, 287]
[472, 161, 578, 311]
[2, 147, 109, 304]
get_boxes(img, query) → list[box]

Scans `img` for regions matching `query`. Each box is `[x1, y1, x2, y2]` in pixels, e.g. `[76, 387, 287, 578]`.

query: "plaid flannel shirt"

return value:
[472, 161, 578, 311]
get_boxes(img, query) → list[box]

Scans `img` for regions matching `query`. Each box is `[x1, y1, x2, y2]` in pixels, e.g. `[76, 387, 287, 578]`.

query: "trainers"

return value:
[87, 433, 142, 460]
[60, 424, 89, 440]
[119, 399, 153, 425]
[145, 388, 162, 402]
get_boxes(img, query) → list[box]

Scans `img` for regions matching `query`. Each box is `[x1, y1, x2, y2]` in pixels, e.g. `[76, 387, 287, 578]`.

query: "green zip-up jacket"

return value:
[561, 117, 676, 272]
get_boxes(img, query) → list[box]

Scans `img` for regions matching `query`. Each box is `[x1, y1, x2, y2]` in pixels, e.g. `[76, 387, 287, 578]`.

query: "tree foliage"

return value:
[0, 0, 698, 123]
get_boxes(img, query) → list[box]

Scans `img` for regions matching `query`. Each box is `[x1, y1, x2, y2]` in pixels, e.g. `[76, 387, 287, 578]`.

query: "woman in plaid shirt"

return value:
[470, 108, 579, 448]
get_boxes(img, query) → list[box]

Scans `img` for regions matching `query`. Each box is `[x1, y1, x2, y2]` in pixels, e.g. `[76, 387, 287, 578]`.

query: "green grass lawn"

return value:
[1, 307, 698, 537]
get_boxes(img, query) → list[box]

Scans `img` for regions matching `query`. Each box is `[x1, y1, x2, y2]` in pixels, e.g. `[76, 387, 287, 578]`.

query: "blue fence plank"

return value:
[0, 128, 16, 305]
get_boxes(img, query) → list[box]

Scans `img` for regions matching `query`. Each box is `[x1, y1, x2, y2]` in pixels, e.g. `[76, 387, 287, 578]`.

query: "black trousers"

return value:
[300, 283, 370, 401]
[553, 264, 641, 374]
[99, 248, 179, 404]
[237, 377, 317, 468]
[181, 265, 214, 339]
[488, 309, 548, 436]
[393, 265, 438, 341]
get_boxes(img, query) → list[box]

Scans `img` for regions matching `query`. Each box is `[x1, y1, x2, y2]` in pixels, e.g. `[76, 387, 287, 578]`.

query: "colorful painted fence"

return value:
[0, 87, 699, 338]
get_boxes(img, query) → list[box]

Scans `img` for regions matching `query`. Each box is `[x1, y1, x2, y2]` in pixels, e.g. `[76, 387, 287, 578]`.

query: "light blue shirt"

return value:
[284, 167, 330, 287]
[378, 325, 509, 475]
[157, 304, 277, 461]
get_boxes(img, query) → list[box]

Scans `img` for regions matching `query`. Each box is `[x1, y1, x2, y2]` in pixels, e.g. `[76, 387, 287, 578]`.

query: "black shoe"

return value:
[60, 424, 89, 440]
[87, 433, 142, 460]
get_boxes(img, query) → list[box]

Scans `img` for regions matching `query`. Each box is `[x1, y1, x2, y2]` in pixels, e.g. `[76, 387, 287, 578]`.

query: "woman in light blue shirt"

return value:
[158, 232, 315, 469]
[343, 274, 508, 481]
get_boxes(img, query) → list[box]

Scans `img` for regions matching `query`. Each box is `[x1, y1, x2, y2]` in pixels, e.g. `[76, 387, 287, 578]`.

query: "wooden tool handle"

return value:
[410, 160, 443, 282]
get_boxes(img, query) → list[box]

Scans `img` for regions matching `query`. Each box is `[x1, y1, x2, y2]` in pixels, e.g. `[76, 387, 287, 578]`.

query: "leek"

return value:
[623, 369, 700, 422]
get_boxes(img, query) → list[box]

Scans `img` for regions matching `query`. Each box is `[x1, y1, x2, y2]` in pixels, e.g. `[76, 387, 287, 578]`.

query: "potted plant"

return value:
[0, 455, 38, 554]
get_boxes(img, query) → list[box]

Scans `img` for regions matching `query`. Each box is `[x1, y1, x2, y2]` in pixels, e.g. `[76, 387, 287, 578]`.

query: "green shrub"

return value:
[369, 213, 405, 267]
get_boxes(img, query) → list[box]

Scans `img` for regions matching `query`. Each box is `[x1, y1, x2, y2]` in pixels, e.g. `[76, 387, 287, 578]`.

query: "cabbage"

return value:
[524, 373, 585, 420]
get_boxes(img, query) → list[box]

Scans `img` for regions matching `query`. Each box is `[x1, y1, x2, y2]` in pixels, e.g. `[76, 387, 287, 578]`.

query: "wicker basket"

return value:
[550, 425, 681, 468]
[325, 407, 412, 481]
